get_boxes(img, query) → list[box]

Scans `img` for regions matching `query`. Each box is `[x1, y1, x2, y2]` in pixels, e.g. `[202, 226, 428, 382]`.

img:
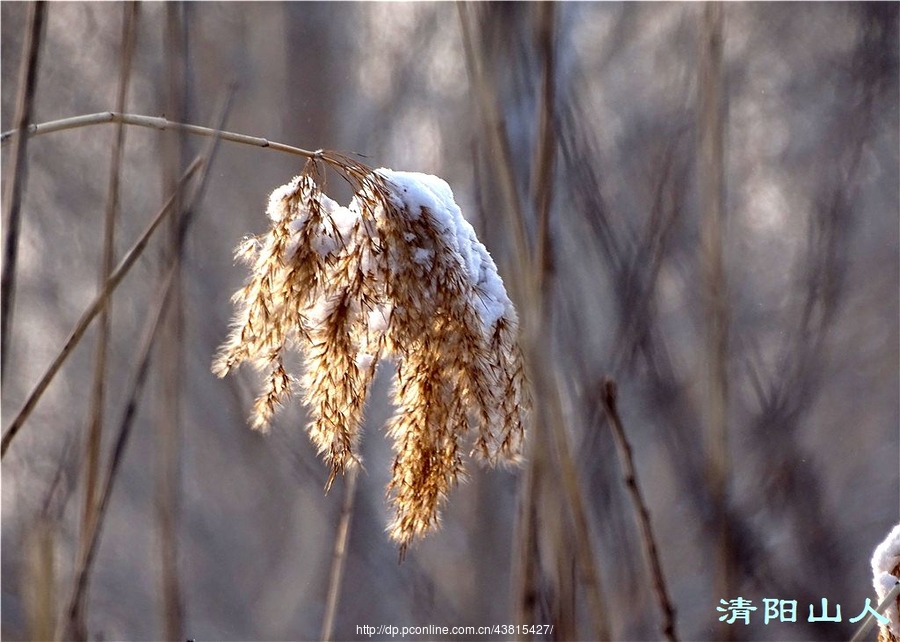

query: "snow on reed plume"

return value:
[213, 160, 528, 553]
[872, 523, 900, 642]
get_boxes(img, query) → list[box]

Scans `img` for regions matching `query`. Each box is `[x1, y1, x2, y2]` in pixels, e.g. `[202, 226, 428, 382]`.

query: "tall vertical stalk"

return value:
[1, 0, 46, 383]
[320, 466, 359, 642]
[532, 1, 557, 296]
[156, 5, 188, 639]
[459, 4, 610, 638]
[698, 3, 732, 635]
[80, 0, 139, 581]
[25, 520, 56, 641]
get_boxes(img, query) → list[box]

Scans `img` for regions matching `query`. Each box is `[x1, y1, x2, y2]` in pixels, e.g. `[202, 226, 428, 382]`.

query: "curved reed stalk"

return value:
[0, 111, 323, 160]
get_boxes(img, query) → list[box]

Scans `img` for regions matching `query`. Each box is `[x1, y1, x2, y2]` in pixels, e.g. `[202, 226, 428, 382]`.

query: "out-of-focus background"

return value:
[2, 2, 897, 641]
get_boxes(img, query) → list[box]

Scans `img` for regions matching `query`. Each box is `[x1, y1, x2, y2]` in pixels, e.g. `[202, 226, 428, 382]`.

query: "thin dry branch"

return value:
[0, 114, 394, 211]
[1, 159, 202, 459]
[1, 0, 46, 383]
[510, 451, 540, 633]
[600, 379, 678, 642]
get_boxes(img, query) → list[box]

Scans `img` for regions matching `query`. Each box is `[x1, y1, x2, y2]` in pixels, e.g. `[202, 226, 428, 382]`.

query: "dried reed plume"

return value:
[213, 157, 529, 553]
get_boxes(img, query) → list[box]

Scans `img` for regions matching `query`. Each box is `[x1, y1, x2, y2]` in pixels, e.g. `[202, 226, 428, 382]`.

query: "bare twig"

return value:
[80, 0, 139, 577]
[320, 466, 359, 642]
[600, 379, 678, 642]
[527, 18, 611, 632]
[1, 0, 46, 383]
[1, 159, 202, 459]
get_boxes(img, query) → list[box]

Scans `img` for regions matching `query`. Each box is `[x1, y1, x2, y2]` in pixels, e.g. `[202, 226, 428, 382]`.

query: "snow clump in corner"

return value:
[872, 523, 900, 637]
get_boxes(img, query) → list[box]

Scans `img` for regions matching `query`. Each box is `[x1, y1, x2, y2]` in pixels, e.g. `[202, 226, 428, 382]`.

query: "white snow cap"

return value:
[872, 522, 900, 635]
[376, 169, 516, 334]
[266, 178, 301, 222]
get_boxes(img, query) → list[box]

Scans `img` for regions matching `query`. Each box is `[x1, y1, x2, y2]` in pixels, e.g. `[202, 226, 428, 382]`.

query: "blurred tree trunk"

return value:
[284, 3, 349, 152]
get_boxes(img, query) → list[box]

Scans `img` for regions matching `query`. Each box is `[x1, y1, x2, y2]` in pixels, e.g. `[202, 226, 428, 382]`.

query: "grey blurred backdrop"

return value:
[1, 2, 898, 641]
